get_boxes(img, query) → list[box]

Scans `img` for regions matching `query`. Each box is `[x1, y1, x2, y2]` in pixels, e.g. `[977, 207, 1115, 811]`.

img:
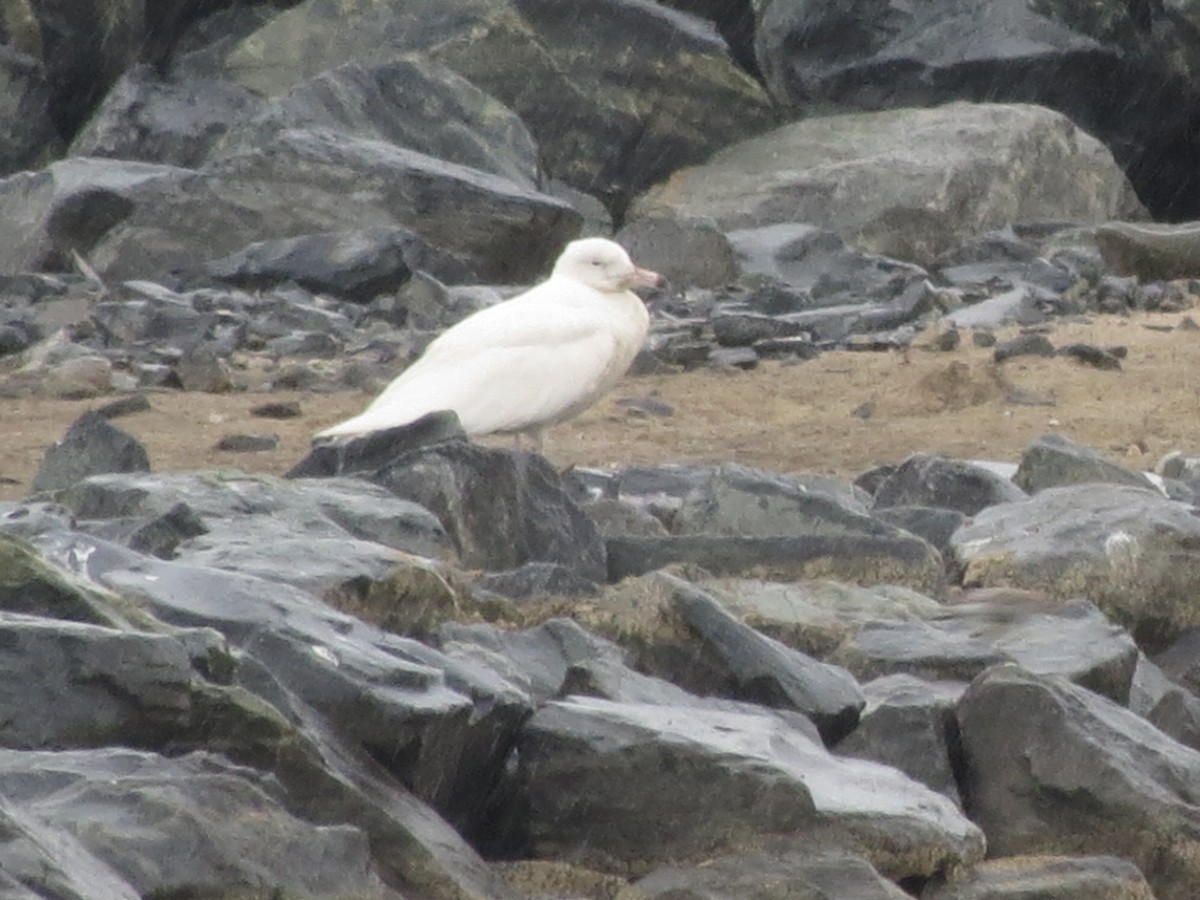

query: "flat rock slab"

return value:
[518, 696, 984, 879]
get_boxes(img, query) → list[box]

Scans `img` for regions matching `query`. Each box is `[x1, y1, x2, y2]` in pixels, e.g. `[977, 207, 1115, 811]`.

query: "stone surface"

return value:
[958, 664, 1200, 900]
[632, 103, 1140, 264]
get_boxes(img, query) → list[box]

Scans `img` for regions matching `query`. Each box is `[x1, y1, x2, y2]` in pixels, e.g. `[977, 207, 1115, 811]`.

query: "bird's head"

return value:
[553, 237, 661, 293]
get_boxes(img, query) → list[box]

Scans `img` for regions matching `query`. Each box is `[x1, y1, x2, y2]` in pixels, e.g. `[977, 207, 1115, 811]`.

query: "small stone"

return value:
[175, 345, 232, 393]
[931, 328, 960, 351]
[250, 401, 302, 419]
[214, 433, 279, 452]
[972, 330, 997, 347]
[993, 333, 1055, 363]
[851, 401, 875, 419]
[1059, 343, 1122, 370]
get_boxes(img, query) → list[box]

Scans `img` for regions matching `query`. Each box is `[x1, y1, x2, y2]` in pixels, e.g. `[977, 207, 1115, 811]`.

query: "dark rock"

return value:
[515, 694, 982, 878]
[635, 104, 1139, 264]
[69, 64, 263, 168]
[751, 1, 1180, 220]
[707, 345, 758, 369]
[1059, 342, 1123, 370]
[31, 412, 151, 495]
[710, 308, 808, 346]
[831, 620, 1011, 684]
[0, 613, 199, 749]
[213, 433, 279, 453]
[835, 674, 965, 806]
[41, 129, 581, 284]
[1095, 220, 1200, 281]
[265, 331, 340, 359]
[872, 453, 1027, 516]
[1012, 433, 1157, 494]
[931, 328, 960, 351]
[0, 47, 63, 175]
[957, 664, 1200, 900]
[0, 748, 393, 900]
[216, 58, 541, 188]
[934, 593, 1139, 705]
[872, 505, 966, 562]
[287, 413, 468, 479]
[664, 576, 865, 743]
[200, 227, 463, 303]
[615, 214, 739, 289]
[220, 0, 775, 213]
[373, 441, 607, 580]
[250, 400, 301, 419]
[726, 223, 928, 303]
[993, 332, 1056, 363]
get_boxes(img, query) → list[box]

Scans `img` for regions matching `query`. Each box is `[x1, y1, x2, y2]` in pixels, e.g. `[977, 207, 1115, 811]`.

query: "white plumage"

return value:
[315, 237, 660, 448]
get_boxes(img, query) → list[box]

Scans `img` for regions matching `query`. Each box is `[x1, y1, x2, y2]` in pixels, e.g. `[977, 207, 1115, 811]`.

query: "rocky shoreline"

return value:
[5, 1, 1200, 898]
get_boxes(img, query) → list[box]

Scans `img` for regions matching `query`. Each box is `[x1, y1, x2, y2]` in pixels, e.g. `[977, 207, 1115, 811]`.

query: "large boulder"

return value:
[515, 695, 984, 878]
[0, 133, 579, 283]
[958, 664, 1200, 900]
[631, 102, 1143, 264]
[219, 0, 776, 208]
[751, 0, 1200, 220]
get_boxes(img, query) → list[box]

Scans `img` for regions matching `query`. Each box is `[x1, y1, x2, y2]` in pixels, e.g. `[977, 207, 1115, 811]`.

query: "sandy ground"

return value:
[2, 310, 1200, 502]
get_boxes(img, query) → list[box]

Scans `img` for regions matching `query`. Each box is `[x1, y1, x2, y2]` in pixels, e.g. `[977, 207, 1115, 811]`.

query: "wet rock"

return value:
[212, 433, 279, 453]
[222, 0, 776, 209]
[59, 470, 451, 590]
[872, 506, 967, 562]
